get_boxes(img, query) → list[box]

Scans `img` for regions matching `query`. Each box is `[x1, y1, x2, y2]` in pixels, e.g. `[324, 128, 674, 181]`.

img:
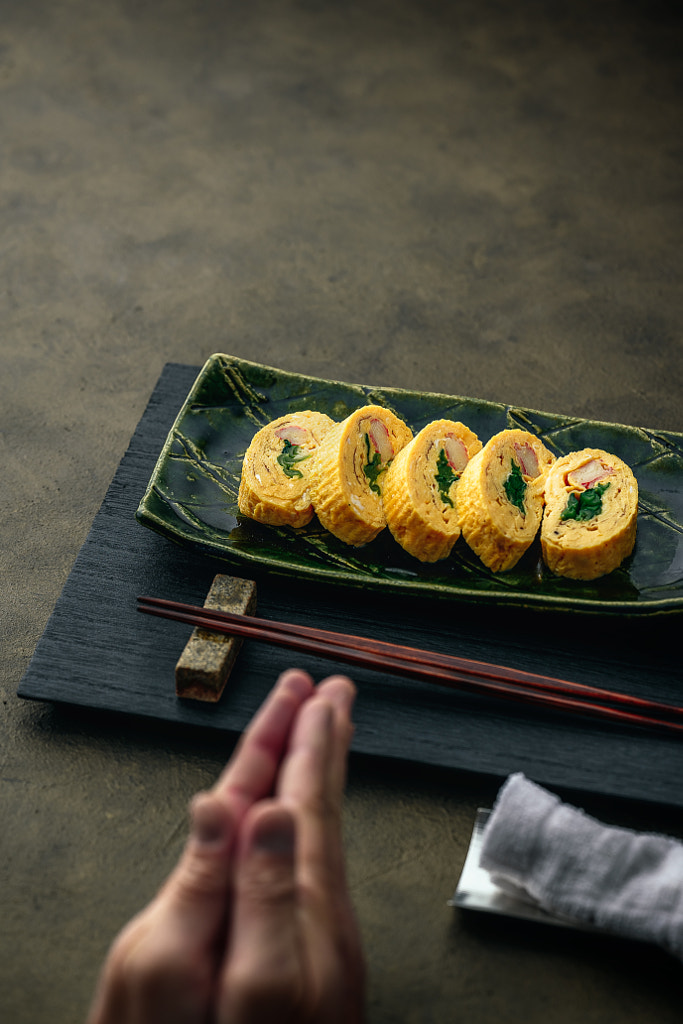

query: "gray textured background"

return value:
[2, 1, 682, 1021]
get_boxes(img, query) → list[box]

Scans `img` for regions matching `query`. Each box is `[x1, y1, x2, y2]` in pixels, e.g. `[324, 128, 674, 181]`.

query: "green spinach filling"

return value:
[504, 460, 526, 515]
[560, 481, 610, 522]
[277, 439, 310, 479]
[363, 433, 386, 495]
[435, 447, 458, 507]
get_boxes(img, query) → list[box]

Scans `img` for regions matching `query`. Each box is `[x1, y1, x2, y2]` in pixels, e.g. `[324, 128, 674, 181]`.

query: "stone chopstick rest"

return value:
[175, 575, 257, 701]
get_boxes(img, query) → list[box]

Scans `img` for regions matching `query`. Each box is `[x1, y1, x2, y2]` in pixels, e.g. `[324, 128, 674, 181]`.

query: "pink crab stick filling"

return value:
[566, 458, 613, 489]
[513, 442, 540, 478]
[367, 418, 394, 463]
[443, 433, 469, 473]
[274, 423, 310, 445]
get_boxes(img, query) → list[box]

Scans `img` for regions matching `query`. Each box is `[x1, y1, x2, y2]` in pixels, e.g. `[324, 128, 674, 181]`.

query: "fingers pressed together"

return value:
[87, 668, 365, 1024]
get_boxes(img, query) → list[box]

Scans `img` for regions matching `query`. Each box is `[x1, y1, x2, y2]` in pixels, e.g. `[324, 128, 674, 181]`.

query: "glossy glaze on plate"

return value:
[135, 354, 683, 614]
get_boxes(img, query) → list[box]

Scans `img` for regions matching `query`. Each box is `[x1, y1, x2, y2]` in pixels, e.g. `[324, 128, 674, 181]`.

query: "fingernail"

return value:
[251, 809, 295, 857]
[277, 668, 313, 701]
[190, 794, 229, 847]
[311, 699, 334, 736]
[318, 676, 357, 716]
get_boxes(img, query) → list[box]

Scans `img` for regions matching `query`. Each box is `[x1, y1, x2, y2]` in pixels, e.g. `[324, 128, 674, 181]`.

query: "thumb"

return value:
[158, 791, 236, 943]
[219, 803, 304, 1022]
[86, 795, 238, 1024]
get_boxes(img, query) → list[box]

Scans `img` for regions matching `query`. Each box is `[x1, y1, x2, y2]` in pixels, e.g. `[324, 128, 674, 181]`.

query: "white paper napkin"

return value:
[479, 772, 683, 960]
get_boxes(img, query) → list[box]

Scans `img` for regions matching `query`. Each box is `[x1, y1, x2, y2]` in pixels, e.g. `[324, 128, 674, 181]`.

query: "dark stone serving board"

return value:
[18, 363, 683, 808]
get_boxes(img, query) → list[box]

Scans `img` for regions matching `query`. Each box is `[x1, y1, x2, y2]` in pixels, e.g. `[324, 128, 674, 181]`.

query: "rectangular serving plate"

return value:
[136, 353, 683, 615]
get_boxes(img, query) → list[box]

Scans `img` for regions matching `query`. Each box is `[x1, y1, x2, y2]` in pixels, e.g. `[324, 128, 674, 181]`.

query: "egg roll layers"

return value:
[383, 420, 482, 562]
[308, 405, 413, 546]
[238, 410, 335, 528]
[457, 429, 555, 572]
[541, 448, 638, 580]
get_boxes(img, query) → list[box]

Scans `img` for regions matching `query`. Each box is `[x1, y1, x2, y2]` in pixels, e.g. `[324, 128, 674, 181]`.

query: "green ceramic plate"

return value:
[136, 354, 683, 615]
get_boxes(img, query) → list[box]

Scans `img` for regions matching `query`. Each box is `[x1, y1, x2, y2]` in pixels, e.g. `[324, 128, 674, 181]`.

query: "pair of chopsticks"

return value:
[137, 595, 683, 736]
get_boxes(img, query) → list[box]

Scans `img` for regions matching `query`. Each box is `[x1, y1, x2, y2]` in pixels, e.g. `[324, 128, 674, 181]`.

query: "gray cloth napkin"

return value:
[479, 772, 683, 959]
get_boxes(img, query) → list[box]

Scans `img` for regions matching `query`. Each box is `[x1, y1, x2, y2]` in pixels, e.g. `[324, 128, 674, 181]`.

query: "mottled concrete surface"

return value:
[1, 1, 682, 1021]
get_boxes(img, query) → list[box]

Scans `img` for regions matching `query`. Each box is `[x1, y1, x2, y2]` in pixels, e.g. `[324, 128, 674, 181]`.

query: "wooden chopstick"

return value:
[137, 595, 683, 735]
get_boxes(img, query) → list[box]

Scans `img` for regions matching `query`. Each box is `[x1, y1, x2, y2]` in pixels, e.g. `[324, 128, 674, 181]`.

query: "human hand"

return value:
[87, 668, 364, 1024]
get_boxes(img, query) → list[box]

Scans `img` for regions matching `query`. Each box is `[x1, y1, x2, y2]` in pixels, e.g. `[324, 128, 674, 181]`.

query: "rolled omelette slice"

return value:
[382, 420, 482, 562]
[541, 448, 638, 580]
[308, 405, 413, 546]
[238, 410, 335, 528]
[457, 428, 555, 572]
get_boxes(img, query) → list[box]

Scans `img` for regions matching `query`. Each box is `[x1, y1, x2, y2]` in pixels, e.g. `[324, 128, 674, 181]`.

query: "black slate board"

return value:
[18, 363, 683, 808]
